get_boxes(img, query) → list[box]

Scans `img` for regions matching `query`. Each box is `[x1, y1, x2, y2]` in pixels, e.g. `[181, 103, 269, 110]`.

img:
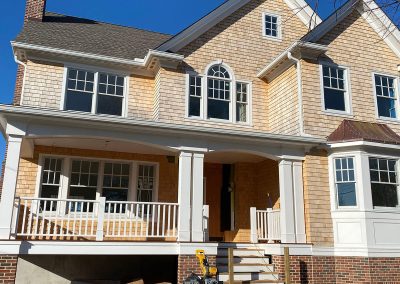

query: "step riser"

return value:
[218, 250, 265, 257]
[219, 273, 279, 281]
[218, 265, 274, 273]
[217, 257, 271, 265]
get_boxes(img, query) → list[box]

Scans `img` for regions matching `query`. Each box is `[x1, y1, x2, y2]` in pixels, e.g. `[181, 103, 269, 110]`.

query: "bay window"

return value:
[334, 157, 357, 207]
[187, 63, 251, 124]
[369, 157, 399, 208]
[64, 68, 126, 116]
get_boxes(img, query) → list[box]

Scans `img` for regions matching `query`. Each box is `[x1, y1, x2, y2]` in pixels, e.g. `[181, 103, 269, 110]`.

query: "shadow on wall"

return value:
[16, 255, 177, 284]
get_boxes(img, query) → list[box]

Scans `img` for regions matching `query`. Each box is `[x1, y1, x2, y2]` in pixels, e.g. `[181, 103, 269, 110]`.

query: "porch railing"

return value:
[12, 197, 179, 241]
[250, 207, 281, 243]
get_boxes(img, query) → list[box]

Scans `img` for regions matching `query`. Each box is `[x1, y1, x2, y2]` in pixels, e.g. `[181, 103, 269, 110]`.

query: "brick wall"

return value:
[177, 254, 216, 283]
[271, 255, 400, 284]
[0, 255, 18, 284]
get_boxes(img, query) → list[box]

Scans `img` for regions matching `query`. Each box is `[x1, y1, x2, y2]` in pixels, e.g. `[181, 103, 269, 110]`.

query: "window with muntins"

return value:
[137, 165, 155, 203]
[264, 14, 280, 38]
[374, 75, 398, 119]
[334, 157, 357, 207]
[369, 157, 399, 208]
[40, 158, 63, 211]
[322, 65, 348, 112]
[187, 64, 250, 123]
[65, 68, 125, 116]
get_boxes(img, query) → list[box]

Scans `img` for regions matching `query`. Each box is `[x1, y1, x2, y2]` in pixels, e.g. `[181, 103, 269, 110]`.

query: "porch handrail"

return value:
[250, 207, 281, 243]
[12, 197, 179, 241]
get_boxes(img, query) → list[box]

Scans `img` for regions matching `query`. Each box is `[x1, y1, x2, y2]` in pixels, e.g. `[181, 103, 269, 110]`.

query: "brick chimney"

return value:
[24, 0, 47, 23]
[13, 0, 47, 105]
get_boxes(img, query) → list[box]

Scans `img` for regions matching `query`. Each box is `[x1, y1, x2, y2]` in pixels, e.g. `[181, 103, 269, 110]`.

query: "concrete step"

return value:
[218, 272, 279, 282]
[217, 256, 271, 265]
[218, 264, 275, 273]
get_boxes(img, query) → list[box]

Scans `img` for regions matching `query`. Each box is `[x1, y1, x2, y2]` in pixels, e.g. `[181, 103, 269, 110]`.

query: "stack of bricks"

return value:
[177, 255, 216, 283]
[0, 256, 18, 284]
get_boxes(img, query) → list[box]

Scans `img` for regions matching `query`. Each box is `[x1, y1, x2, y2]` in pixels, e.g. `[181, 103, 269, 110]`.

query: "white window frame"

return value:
[372, 72, 400, 122]
[60, 64, 129, 118]
[320, 62, 352, 116]
[333, 156, 358, 209]
[262, 12, 282, 40]
[35, 154, 159, 209]
[368, 155, 400, 209]
[185, 62, 252, 125]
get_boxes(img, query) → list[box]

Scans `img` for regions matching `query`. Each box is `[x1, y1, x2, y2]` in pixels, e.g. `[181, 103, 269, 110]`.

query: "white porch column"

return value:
[278, 160, 296, 243]
[191, 153, 205, 242]
[292, 161, 306, 243]
[177, 151, 192, 242]
[0, 135, 23, 239]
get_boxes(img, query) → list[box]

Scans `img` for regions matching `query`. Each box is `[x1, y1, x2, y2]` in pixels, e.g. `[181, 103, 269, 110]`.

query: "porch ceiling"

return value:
[31, 137, 176, 156]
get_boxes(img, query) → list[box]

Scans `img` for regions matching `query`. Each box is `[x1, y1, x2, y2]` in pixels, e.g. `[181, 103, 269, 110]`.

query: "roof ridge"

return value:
[43, 11, 174, 37]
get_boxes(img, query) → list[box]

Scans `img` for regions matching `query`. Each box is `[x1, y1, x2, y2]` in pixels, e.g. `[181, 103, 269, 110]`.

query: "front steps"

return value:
[216, 248, 283, 284]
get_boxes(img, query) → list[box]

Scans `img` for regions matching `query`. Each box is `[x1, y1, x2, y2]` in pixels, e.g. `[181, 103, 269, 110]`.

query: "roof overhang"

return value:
[157, 0, 322, 53]
[11, 41, 185, 76]
[257, 41, 328, 81]
[302, 0, 400, 58]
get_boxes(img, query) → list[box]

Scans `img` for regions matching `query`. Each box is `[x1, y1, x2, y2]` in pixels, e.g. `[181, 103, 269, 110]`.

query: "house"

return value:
[0, 0, 399, 282]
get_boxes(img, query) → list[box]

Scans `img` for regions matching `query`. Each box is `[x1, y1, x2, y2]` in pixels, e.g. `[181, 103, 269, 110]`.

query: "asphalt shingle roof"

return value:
[15, 12, 173, 60]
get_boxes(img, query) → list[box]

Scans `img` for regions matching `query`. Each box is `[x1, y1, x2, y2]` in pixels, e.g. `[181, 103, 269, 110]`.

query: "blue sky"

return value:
[0, 0, 350, 164]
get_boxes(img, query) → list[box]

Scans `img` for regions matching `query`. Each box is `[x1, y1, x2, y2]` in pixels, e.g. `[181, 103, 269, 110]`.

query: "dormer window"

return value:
[63, 67, 127, 117]
[186, 63, 251, 124]
[263, 12, 281, 39]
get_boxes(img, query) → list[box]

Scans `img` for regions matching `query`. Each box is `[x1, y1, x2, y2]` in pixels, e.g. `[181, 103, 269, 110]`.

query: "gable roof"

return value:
[302, 0, 400, 58]
[327, 120, 400, 145]
[157, 0, 322, 52]
[14, 12, 172, 61]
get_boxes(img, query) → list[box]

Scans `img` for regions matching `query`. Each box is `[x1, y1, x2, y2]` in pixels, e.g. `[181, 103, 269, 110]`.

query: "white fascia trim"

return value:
[283, 0, 322, 29]
[359, 0, 400, 58]
[256, 41, 328, 79]
[158, 0, 321, 53]
[0, 104, 325, 146]
[11, 42, 184, 68]
[328, 141, 400, 151]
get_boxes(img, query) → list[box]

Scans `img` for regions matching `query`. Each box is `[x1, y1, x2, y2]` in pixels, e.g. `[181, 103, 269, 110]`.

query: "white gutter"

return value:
[13, 55, 28, 106]
[287, 52, 305, 136]
[11, 42, 184, 68]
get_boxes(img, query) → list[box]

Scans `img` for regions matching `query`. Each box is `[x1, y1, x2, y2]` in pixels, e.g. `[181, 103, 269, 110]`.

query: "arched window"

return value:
[207, 65, 232, 120]
[187, 62, 250, 123]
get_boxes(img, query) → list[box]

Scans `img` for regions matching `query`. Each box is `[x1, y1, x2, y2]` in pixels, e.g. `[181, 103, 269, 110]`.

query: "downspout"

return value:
[287, 52, 305, 136]
[14, 55, 28, 106]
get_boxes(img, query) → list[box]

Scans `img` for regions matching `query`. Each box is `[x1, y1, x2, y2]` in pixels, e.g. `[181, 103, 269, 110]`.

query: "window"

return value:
[322, 65, 349, 113]
[369, 157, 399, 208]
[334, 157, 357, 207]
[187, 64, 250, 123]
[263, 13, 280, 39]
[103, 163, 130, 213]
[137, 165, 155, 203]
[188, 75, 202, 117]
[64, 68, 126, 116]
[374, 74, 398, 119]
[40, 158, 63, 211]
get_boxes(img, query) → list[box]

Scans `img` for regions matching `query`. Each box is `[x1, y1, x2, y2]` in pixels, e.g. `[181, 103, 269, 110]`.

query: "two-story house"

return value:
[0, 0, 399, 283]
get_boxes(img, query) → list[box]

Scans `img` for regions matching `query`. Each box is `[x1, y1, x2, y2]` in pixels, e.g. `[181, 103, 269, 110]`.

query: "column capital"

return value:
[175, 146, 208, 154]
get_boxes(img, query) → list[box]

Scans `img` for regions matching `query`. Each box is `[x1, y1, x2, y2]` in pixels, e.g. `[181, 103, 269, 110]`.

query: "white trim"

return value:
[157, 0, 321, 52]
[329, 141, 400, 151]
[319, 62, 352, 115]
[262, 11, 282, 41]
[371, 72, 400, 121]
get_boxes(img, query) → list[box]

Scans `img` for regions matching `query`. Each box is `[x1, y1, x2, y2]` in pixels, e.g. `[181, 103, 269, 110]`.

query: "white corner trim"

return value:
[158, 0, 321, 53]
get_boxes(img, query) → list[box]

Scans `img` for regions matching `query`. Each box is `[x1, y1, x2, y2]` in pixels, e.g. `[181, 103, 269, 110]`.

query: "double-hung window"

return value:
[263, 13, 281, 39]
[65, 68, 126, 116]
[334, 157, 357, 207]
[39, 158, 63, 211]
[374, 74, 398, 119]
[322, 65, 349, 113]
[369, 157, 399, 208]
[187, 64, 251, 124]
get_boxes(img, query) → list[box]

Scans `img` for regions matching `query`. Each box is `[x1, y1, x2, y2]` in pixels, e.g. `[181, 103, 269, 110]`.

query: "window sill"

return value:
[372, 207, 400, 213]
[322, 110, 354, 119]
[184, 116, 253, 128]
[377, 117, 400, 125]
[61, 109, 127, 119]
[262, 35, 282, 42]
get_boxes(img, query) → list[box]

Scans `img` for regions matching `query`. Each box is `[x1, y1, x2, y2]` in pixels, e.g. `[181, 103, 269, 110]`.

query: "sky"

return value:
[0, 0, 353, 164]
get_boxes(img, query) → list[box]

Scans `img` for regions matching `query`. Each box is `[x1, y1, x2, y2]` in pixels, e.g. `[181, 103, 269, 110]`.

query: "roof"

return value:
[302, 0, 400, 58]
[14, 12, 173, 60]
[327, 120, 400, 145]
